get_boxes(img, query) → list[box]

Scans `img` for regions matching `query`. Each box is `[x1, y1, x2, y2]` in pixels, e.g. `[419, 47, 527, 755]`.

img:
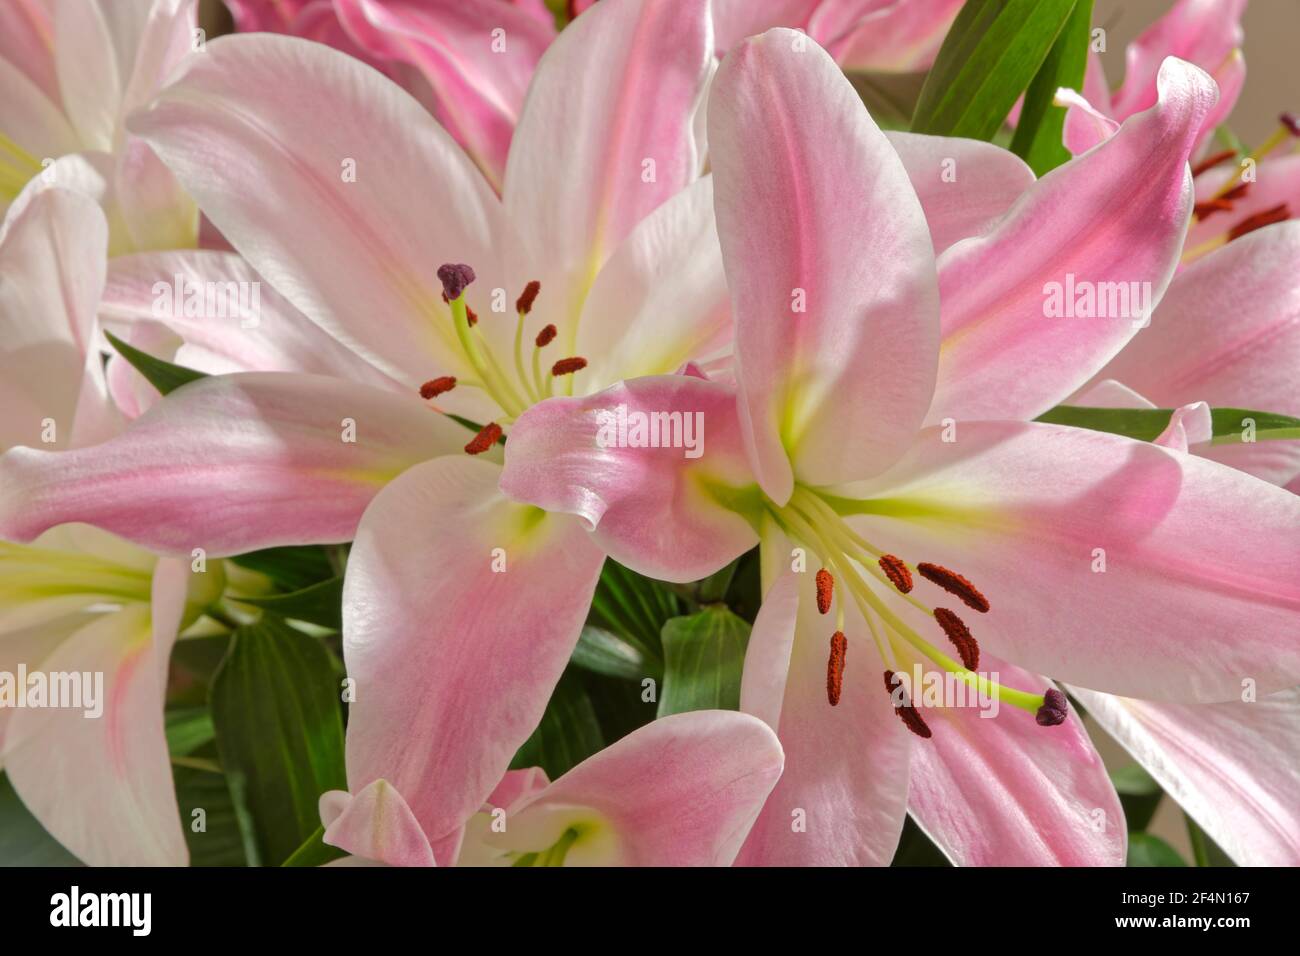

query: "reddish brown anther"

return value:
[883, 670, 932, 739]
[826, 631, 847, 706]
[1190, 148, 1236, 178]
[464, 422, 502, 455]
[878, 554, 913, 594]
[916, 562, 989, 613]
[1281, 112, 1300, 138]
[466, 305, 478, 327]
[551, 356, 588, 376]
[815, 568, 834, 614]
[934, 607, 979, 671]
[1221, 181, 1251, 201]
[516, 280, 541, 315]
[1227, 203, 1290, 241]
[419, 376, 456, 400]
[1192, 198, 1233, 219]
[535, 324, 557, 348]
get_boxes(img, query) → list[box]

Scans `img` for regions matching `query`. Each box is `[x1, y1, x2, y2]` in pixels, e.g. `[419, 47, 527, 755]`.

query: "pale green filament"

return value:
[511, 828, 580, 867]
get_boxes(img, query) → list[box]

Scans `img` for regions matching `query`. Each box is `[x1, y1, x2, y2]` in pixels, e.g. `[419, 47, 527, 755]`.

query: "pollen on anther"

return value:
[1189, 148, 1236, 178]
[466, 305, 479, 327]
[1036, 688, 1069, 727]
[516, 280, 541, 315]
[436, 262, 476, 301]
[419, 376, 456, 400]
[883, 670, 932, 739]
[464, 422, 502, 455]
[878, 554, 913, 594]
[535, 324, 557, 348]
[551, 356, 588, 376]
[934, 607, 979, 671]
[815, 568, 833, 614]
[1227, 203, 1290, 241]
[826, 631, 847, 706]
[916, 562, 989, 613]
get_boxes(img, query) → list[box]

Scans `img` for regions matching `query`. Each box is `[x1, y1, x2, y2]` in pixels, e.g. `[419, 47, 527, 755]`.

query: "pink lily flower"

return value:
[499, 33, 1300, 865]
[0, 0, 200, 252]
[0, 185, 229, 866]
[226, 0, 964, 191]
[319, 711, 784, 866]
[0, 0, 736, 855]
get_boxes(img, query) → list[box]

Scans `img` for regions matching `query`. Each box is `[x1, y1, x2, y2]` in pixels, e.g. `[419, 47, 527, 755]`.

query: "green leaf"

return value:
[1110, 763, 1163, 832]
[586, 560, 679, 673]
[1035, 404, 1300, 444]
[510, 670, 604, 778]
[569, 625, 648, 680]
[1127, 832, 1187, 867]
[911, 0, 1077, 139]
[891, 816, 954, 867]
[1009, 0, 1092, 174]
[282, 824, 347, 867]
[104, 330, 207, 396]
[209, 616, 347, 866]
[0, 773, 81, 866]
[172, 760, 252, 867]
[166, 706, 216, 757]
[657, 606, 751, 717]
[228, 545, 337, 592]
[234, 576, 343, 630]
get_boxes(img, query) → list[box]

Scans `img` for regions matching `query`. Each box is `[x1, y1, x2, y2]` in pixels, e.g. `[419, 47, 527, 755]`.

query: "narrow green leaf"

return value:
[104, 330, 207, 396]
[0, 773, 81, 866]
[228, 545, 337, 592]
[282, 824, 347, 867]
[510, 670, 604, 778]
[912, 0, 1077, 139]
[1110, 763, 1163, 832]
[234, 576, 343, 630]
[166, 706, 216, 757]
[1009, 0, 1092, 174]
[658, 606, 751, 717]
[1127, 832, 1188, 867]
[586, 559, 679, 671]
[172, 760, 251, 867]
[569, 625, 648, 680]
[209, 617, 347, 866]
[1035, 404, 1300, 444]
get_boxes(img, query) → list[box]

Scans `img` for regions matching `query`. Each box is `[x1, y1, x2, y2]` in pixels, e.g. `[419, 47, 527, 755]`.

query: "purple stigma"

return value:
[1036, 688, 1069, 727]
[437, 263, 476, 301]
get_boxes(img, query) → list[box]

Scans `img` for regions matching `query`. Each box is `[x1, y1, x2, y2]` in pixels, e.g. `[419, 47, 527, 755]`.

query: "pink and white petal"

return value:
[4, 602, 188, 866]
[503, 0, 713, 345]
[904, 650, 1124, 866]
[100, 249, 399, 388]
[1056, 88, 1120, 155]
[113, 137, 198, 253]
[1094, 222, 1300, 486]
[0, 55, 80, 167]
[840, 420, 1300, 702]
[342, 455, 605, 848]
[0, 0, 58, 102]
[128, 34, 508, 419]
[817, 0, 965, 73]
[1151, 401, 1212, 452]
[52, 0, 122, 151]
[886, 131, 1036, 254]
[319, 779, 437, 867]
[485, 767, 550, 814]
[0, 372, 469, 556]
[335, 0, 554, 192]
[119, 0, 197, 120]
[0, 186, 107, 451]
[500, 376, 759, 582]
[929, 58, 1217, 424]
[736, 566, 914, 866]
[710, 0, 818, 50]
[1109, 0, 1246, 123]
[710, 30, 940, 500]
[575, 176, 730, 387]
[1072, 686, 1300, 866]
[498, 711, 783, 866]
